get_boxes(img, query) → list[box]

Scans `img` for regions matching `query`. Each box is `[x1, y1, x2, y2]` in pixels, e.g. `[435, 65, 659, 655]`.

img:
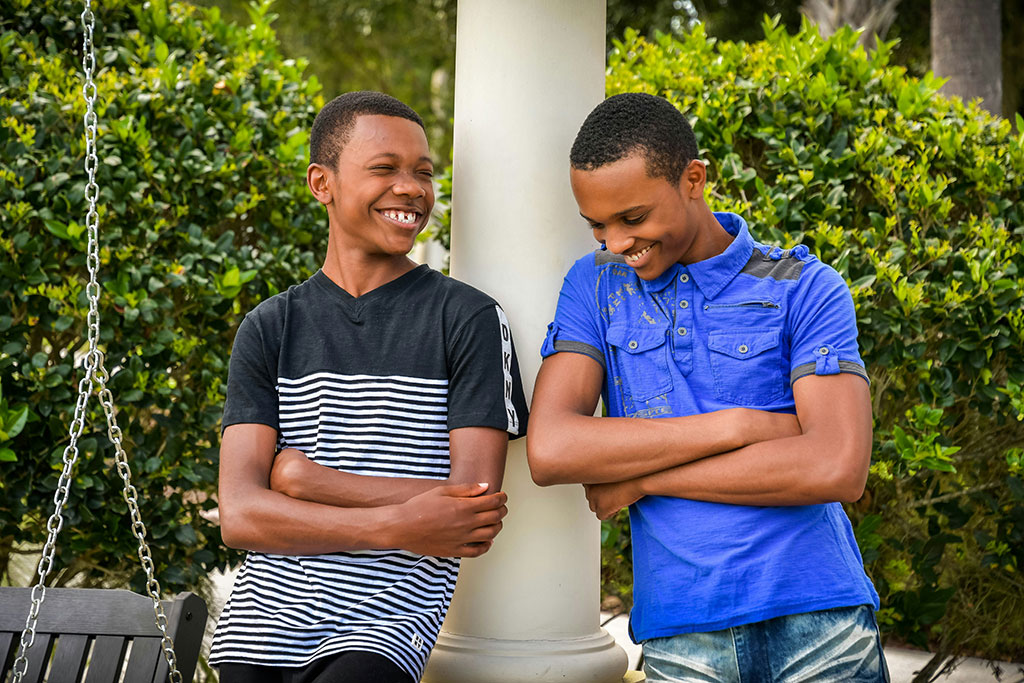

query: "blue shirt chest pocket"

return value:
[606, 324, 672, 402]
[707, 328, 786, 406]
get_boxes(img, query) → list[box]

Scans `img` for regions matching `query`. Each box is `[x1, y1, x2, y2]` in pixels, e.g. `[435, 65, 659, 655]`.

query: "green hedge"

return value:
[599, 18, 1024, 662]
[0, 0, 323, 593]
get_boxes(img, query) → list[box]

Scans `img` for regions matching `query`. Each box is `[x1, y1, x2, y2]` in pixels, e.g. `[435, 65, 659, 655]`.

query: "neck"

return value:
[681, 205, 734, 265]
[321, 233, 418, 298]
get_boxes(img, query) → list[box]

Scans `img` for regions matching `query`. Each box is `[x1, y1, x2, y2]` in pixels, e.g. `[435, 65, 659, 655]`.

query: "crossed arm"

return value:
[526, 352, 872, 519]
[218, 423, 509, 556]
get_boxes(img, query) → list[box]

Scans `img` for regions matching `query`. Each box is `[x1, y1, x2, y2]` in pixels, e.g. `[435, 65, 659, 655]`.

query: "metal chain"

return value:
[12, 2, 183, 681]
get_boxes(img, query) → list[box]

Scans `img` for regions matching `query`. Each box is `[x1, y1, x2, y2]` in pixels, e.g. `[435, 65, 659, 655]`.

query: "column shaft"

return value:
[423, 1, 627, 681]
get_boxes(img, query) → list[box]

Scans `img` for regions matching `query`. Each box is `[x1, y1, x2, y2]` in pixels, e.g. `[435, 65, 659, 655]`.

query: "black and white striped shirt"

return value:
[210, 266, 528, 679]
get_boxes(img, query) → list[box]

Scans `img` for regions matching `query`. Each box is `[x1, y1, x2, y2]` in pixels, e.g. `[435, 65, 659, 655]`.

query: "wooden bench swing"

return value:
[0, 2, 208, 680]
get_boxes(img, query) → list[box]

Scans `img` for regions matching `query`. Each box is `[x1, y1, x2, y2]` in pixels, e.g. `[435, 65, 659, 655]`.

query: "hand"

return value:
[584, 480, 642, 520]
[393, 483, 508, 558]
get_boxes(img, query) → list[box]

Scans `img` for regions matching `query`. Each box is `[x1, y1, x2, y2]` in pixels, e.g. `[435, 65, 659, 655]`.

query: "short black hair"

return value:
[310, 91, 425, 169]
[570, 92, 698, 184]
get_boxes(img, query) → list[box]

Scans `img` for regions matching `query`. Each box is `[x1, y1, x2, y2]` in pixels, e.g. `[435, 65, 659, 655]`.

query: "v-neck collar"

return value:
[311, 264, 431, 324]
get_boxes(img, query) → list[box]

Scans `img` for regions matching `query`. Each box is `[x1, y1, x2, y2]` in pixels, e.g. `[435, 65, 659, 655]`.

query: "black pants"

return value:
[218, 651, 414, 683]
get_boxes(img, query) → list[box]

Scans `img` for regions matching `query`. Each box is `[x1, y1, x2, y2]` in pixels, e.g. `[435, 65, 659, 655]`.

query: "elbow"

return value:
[526, 427, 570, 487]
[218, 499, 257, 550]
[218, 509, 246, 549]
[269, 452, 302, 498]
[832, 476, 867, 504]
[823, 451, 870, 504]
[526, 440, 558, 486]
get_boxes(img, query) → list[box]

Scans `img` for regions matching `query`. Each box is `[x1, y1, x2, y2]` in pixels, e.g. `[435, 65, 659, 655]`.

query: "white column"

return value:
[422, 2, 627, 682]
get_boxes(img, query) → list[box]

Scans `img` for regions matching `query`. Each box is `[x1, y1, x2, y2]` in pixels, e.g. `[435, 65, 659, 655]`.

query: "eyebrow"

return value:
[368, 152, 434, 165]
[579, 205, 647, 223]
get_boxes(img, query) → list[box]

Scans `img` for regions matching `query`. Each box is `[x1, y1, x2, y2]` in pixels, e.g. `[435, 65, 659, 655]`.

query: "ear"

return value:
[307, 163, 333, 206]
[678, 158, 707, 200]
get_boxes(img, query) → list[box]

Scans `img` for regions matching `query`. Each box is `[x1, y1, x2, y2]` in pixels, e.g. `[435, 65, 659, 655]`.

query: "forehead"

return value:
[570, 155, 672, 216]
[339, 114, 431, 164]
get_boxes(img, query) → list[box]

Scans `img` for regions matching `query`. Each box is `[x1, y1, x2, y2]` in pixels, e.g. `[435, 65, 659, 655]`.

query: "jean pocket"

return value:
[707, 328, 785, 405]
[606, 324, 672, 402]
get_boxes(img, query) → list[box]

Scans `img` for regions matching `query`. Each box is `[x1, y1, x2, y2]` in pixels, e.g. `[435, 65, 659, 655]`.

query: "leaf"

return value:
[43, 219, 69, 239]
[0, 448, 15, 462]
[154, 37, 169, 64]
[5, 404, 28, 439]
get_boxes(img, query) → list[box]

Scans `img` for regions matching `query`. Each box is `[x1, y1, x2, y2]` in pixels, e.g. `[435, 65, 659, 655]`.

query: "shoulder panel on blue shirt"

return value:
[740, 247, 805, 281]
[595, 248, 626, 266]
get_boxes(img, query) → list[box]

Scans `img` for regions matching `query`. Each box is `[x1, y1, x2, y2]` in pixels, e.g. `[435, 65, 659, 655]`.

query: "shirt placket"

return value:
[670, 270, 694, 376]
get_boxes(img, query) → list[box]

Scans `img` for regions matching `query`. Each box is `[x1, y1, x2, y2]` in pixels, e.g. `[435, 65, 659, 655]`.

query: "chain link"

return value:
[12, 2, 183, 681]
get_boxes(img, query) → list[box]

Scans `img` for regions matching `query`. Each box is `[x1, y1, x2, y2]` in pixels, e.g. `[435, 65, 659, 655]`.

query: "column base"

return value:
[423, 629, 628, 683]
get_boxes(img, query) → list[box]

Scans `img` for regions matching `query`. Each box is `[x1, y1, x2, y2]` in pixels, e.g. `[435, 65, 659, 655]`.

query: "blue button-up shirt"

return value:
[542, 212, 878, 640]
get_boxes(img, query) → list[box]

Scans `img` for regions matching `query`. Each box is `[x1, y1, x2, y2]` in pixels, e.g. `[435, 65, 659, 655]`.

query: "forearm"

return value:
[635, 432, 868, 506]
[272, 426, 507, 506]
[220, 486, 402, 554]
[529, 407, 795, 485]
[271, 453, 446, 507]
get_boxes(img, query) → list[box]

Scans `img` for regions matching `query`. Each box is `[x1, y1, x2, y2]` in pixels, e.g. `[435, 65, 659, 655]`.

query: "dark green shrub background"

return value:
[0, 0, 324, 592]
[2, 0, 1022, 665]
[599, 18, 1024, 661]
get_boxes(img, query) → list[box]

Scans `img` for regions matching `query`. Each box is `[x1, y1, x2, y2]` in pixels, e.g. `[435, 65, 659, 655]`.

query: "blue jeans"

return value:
[642, 605, 889, 682]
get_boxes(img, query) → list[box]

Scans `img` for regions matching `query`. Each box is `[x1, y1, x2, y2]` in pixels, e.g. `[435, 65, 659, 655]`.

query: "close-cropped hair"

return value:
[310, 91, 425, 169]
[570, 92, 698, 184]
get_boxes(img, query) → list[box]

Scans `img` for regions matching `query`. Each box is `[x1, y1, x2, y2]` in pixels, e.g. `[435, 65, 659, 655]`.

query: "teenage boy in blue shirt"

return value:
[528, 93, 888, 681]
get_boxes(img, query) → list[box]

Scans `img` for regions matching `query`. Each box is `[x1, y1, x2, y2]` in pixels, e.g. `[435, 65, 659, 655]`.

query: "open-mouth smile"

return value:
[625, 244, 653, 264]
[379, 209, 422, 226]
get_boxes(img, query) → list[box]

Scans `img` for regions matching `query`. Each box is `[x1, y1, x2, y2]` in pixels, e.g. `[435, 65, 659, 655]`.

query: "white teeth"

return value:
[626, 245, 652, 263]
[384, 210, 418, 224]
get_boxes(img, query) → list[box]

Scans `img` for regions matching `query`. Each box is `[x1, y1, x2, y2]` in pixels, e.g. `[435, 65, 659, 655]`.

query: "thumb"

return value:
[437, 481, 489, 498]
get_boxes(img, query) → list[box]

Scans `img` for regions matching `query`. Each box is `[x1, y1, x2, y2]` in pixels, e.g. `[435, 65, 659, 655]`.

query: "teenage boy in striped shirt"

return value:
[211, 91, 528, 683]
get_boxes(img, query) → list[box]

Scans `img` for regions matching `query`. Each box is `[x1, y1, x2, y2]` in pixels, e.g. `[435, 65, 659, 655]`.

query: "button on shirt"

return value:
[542, 212, 878, 641]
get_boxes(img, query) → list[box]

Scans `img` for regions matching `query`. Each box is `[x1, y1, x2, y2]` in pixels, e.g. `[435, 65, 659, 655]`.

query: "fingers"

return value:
[438, 482, 490, 497]
[456, 541, 493, 558]
[463, 491, 508, 512]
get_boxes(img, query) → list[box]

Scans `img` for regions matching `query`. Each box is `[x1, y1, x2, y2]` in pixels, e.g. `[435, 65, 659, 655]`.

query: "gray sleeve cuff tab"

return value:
[791, 360, 869, 384]
[553, 340, 606, 369]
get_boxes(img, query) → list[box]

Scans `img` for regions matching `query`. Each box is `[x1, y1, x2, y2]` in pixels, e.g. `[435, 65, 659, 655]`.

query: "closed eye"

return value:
[622, 214, 647, 225]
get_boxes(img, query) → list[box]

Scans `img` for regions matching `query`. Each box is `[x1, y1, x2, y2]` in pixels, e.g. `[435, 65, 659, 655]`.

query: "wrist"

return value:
[629, 476, 648, 499]
[378, 503, 408, 550]
[723, 408, 752, 450]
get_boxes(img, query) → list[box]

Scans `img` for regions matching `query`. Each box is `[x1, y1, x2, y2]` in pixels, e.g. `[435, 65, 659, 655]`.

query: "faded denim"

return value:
[642, 605, 889, 683]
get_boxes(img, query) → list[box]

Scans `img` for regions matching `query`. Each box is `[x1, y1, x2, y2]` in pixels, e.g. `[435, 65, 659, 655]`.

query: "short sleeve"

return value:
[447, 305, 530, 438]
[788, 263, 869, 386]
[222, 311, 279, 432]
[541, 259, 605, 368]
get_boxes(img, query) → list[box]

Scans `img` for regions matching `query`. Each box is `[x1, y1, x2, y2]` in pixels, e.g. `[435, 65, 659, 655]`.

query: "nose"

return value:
[392, 171, 427, 199]
[602, 228, 634, 255]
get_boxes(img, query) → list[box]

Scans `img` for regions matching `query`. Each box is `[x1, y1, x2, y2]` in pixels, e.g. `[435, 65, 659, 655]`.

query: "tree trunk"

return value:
[931, 0, 1003, 115]
[801, 0, 902, 48]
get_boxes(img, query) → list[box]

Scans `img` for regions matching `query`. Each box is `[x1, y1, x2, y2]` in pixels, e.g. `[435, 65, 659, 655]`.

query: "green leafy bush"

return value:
[598, 17, 1024, 662]
[0, 0, 323, 593]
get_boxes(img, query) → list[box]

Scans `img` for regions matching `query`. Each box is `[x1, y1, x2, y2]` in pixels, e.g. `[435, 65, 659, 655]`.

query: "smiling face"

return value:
[570, 154, 710, 280]
[308, 114, 434, 259]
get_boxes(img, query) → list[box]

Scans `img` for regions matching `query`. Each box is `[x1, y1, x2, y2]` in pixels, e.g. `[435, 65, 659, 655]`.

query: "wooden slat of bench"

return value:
[83, 635, 126, 683]
[21, 633, 54, 683]
[48, 634, 91, 683]
[122, 637, 161, 681]
[0, 589, 166, 635]
[0, 631, 16, 672]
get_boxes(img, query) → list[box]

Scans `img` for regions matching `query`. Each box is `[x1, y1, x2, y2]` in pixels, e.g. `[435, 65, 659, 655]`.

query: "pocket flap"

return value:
[606, 324, 667, 354]
[708, 329, 781, 360]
